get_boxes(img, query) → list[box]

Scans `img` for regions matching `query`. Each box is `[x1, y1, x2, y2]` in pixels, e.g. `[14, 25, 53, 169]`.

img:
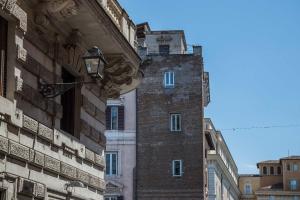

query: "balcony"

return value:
[97, 0, 137, 49]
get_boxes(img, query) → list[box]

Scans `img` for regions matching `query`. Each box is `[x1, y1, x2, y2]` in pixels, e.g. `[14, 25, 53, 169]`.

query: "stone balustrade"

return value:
[97, 0, 137, 49]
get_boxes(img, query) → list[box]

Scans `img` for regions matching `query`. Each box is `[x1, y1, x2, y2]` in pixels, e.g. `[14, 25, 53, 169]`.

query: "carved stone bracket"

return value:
[0, 1, 27, 32]
[35, 0, 78, 23]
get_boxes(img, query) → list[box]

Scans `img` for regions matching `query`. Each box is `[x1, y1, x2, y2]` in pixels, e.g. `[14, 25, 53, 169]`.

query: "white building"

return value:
[104, 90, 137, 200]
[205, 118, 240, 200]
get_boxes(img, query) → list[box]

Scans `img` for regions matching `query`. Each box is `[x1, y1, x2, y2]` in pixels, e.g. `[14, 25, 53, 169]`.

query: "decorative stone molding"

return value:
[85, 148, 95, 162]
[44, 155, 60, 173]
[9, 140, 30, 161]
[0, 136, 105, 191]
[35, 182, 46, 198]
[77, 169, 89, 184]
[95, 154, 105, 167]
[0, 136, 8, 153]
[61, 162, 77, 179]
[34, 151, 45, 167]
[17, 45, 27, 62]
[38, 123, 53, 141]
[23, 115, 38, 133]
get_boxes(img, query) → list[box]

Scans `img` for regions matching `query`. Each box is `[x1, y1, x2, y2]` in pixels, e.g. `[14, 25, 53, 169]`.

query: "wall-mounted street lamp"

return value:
[39, 47, 107, 98]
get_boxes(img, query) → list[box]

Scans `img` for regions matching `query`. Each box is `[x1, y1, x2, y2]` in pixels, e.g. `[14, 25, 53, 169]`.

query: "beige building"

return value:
[239, 156, 300, 200]
[0, 0, 140, 200]
[205, 118, 240, 200]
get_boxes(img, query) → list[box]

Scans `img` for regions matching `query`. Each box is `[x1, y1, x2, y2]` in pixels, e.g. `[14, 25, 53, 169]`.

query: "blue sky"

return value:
[118, 0, 300, 174]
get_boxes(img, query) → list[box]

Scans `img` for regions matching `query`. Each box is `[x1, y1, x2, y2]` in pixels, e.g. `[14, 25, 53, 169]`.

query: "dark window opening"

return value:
[61, 68, 75, 135]
[270, 166, 274, 175]
[0, 16, 8, 97]
[277, 166, 281, 175]
[106, 106, 124, 130]
[287, 164, 291, 171]
[159, 45, 170, 55]
[263, 166, 267, 175]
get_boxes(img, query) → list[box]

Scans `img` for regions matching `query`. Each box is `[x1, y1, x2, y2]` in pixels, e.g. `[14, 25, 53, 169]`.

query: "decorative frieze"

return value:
[61, 162, 76, 179]
[9, 141, 29, 161]
[35, 183, 45, 198]
[77, 169, 89, 184]
[44, 156, 60, 173]
[0, 136, 9, 153]
[23, 115, 38, 133]
[12, 5, 27, 32]
[34, 151, 45, 167]
[94, 154, 105, 167]
[29, 149, 35, 163]
[85, 148, 95, 162]
[17, 45, 27, 62]
[4, 0, 16, 12]
[90, 175, 105, 190]
[38, 123, 53, 141]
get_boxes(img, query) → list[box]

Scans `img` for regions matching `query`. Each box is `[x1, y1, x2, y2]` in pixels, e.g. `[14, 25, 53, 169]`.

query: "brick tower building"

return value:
[136, 24, 210, 199]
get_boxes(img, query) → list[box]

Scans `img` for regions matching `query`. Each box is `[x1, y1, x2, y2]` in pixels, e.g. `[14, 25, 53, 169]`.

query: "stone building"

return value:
[0, 0, 141, 200]
[239, 156, 300, 200]
[135, 24, 210, 199]
[104, 90, 137, 200]
[204, 118, 240, 200]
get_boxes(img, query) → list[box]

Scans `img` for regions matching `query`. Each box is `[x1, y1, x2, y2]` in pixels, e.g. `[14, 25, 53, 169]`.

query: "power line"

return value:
[220, 124, 300, 132]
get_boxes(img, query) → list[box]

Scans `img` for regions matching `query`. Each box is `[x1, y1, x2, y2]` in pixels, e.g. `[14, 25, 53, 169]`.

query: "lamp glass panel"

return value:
[84, 58, 100, 74]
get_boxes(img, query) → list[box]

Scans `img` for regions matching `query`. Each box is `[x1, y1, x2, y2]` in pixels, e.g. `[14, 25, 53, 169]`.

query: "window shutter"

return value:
[106, 106, 111, 130]
[118, 106, 124, 130]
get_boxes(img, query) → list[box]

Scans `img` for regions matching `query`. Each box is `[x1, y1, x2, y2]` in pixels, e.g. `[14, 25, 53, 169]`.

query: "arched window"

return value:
[277, 166, 282, 175]
[270, 166, 274, 175]
[263, 166, 267, 175]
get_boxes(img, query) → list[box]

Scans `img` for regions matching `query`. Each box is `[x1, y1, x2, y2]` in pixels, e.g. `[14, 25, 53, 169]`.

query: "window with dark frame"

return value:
[106, 105, 124, 130]
[159, 44, 170, 55]
[172, 160, 183, 176]
[60, 68, 75, 135]
[0, 16, 8, 97]
[170, 113, 181, 132]
[105, 152, 118, 176]
[270, 166, 274, 175]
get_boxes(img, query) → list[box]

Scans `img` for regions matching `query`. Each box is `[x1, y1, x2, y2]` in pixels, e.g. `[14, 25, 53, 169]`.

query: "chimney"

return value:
[193, 45, 202, 56]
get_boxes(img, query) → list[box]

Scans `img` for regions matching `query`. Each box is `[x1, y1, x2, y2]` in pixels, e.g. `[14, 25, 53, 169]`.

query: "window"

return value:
[263, 166, 267, 175]
[277, 166, 281, 175]
[293, 164, 299, 172]
[290, 179, 298, 190]
[269, 196, 275, 200]
[106, 106, 124, 130]
[106, 152, 118, 176]
[293, 196, 300, 200]
[244, 184, 252, 194]
[61, 68, 75, 135]
[172, 160, 183, 176]
[164, 71, 174, 88]
[0, 16, 7, 97]
[104, 196, 123, 200]
[170, 113, 181, 131]
[287, 164, 291, 171]
[159, 45, 170, 55]
[270, 166, 274, 175]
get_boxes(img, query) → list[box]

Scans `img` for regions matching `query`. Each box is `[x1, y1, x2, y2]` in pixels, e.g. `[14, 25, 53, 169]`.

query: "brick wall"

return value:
[136, 54, 205, 199]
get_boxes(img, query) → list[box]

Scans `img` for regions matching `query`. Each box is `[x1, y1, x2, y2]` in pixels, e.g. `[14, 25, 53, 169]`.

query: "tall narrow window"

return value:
[106, 106, 124, 130]
[0, 16, 8, 97]
[244, 184, 252, 194]
[287, 164, 291, 171]
[170, 113, 181, 132]
[164, 71, 174, 88]
[106, 152, 118, 176]
[270, 166, 274, 175]
[159, 45, 170, 55]
[277, 166, 281, 175]
[293, 164, 299, 172]
[290, 179, 298, 190]
[61, 68, 75, 135]
[263, 166, 267, 175]
[172, 160, 183, 176]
